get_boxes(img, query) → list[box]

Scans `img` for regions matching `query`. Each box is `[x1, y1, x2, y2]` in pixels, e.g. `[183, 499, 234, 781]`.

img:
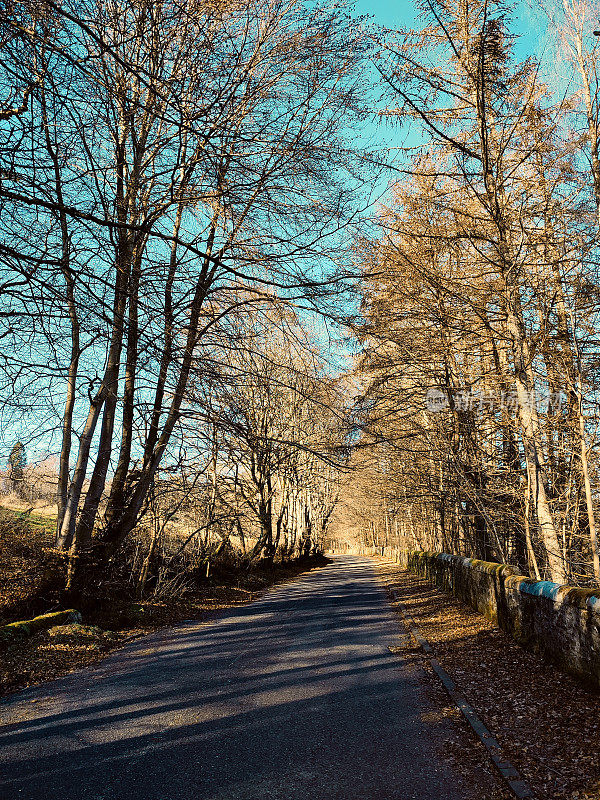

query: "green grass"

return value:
[0, 507, 56, 536]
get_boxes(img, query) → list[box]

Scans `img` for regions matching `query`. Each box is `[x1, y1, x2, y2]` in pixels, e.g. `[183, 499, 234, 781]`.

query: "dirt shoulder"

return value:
[378, 559, 600, 800]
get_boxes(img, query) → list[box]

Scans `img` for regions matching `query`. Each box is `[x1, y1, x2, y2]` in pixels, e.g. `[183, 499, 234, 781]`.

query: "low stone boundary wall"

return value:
[371, 546, 600, 688]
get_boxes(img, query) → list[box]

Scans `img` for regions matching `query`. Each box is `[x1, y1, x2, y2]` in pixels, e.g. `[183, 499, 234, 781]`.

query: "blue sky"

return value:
[1, 0, 569, 466]
[354, 0, 418, 27]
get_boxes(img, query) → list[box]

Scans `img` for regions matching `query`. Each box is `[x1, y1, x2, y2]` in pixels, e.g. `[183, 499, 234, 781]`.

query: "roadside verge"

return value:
[378, 559, 600, 800]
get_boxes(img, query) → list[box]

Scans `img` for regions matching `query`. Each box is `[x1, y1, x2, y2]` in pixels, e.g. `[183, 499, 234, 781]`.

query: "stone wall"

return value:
[372, 546, 600, 688]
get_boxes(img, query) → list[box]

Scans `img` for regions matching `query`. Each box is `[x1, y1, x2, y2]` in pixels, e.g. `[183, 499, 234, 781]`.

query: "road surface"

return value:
[0, 556, 487, 799]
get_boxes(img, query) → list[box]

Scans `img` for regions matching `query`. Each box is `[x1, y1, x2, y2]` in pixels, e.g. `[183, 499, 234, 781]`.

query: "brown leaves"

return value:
[380, 561, 600, 800]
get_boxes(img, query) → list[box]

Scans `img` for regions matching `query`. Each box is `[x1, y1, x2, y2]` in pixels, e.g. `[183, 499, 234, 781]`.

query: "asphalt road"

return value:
[0, 555, 482, 800]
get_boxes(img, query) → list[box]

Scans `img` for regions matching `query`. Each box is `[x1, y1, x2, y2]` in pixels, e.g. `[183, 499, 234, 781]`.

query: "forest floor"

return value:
[0, 508, 329, 697]
[378, 559, 600, 800]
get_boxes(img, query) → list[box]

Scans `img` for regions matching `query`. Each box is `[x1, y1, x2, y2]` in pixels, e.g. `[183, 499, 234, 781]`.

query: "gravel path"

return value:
[0, 555, 505, 800]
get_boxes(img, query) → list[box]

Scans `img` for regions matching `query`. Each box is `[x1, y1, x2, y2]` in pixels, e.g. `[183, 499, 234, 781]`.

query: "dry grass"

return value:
[0, 507, 61, 625]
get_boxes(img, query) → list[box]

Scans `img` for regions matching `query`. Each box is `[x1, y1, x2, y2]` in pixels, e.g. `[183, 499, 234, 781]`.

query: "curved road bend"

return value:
[1, 555, 491, 800]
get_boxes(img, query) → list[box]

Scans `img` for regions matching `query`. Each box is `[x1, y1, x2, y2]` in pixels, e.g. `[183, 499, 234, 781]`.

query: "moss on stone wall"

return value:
[396, 548, 600, 688]
[0, 609, 82, 642]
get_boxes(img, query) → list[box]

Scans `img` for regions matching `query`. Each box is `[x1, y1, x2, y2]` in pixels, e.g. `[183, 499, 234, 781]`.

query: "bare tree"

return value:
[0, 0, 372, 588]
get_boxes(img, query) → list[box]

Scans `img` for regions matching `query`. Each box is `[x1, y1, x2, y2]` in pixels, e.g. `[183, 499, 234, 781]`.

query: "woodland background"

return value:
[2, 0, 600, 610]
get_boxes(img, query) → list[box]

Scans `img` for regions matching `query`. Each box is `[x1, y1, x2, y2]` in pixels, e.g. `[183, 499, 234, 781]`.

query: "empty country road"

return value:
[0, 556, 500, 800]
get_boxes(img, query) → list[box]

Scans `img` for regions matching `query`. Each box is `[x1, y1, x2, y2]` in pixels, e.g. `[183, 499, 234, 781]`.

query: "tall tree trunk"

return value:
[41, 91, 80, 540]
